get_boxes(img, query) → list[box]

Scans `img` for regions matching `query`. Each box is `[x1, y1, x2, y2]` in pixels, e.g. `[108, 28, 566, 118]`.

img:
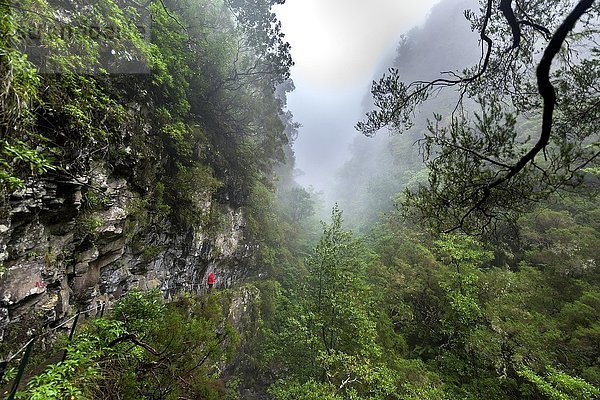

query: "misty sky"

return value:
[274, 0, 441, 192]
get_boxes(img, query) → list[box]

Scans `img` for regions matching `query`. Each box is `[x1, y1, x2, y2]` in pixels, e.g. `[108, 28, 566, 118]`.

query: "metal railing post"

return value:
[7, 337, 36, 400]
[60, 313, 80, 362]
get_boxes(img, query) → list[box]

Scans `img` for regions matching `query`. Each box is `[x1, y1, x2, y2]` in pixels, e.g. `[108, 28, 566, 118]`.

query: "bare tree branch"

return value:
[499, 0, 522, 50]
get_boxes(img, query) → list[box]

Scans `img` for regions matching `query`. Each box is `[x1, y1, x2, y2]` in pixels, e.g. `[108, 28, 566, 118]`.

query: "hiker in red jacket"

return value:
[207, 271, 215, 290]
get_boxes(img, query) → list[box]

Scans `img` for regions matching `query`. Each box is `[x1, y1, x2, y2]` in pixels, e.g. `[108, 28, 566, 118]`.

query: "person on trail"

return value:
[207, 271, 215, 290]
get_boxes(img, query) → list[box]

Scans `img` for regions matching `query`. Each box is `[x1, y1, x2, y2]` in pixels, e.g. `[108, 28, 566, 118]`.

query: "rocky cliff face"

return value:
[0, 163, 259, 341]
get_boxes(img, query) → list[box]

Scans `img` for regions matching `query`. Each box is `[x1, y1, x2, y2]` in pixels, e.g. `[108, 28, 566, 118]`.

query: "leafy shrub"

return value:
[18, 290, 241, 399]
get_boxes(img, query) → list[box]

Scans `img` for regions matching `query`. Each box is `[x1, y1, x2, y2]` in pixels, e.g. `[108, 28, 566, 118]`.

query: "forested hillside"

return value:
[1, 0, 599, 399]
[0, 0, 311, 397]
[0, 0, 295, 327]
[335, 0, 481, 230]
[262, 0, 600, 396]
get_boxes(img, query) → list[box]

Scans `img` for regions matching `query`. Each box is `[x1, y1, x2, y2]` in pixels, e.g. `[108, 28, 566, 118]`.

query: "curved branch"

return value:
[406, 0, 495, 90]
[439, 140, 514, 170]
[108, 334, 162, 356]
[518, 20, 552, 37]
[499, 0, 521, 50]
[515, 1, 552, 37]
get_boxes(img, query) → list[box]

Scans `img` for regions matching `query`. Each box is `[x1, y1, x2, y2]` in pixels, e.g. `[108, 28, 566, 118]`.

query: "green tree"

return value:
[302, 206, 378, 361]
[281, 186, 315, 223]
[358, 0, 600, 234]
[267, 207, 401, 399]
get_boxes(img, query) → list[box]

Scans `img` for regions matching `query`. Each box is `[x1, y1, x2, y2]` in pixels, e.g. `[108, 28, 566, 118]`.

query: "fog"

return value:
[274, 0, 442, 194]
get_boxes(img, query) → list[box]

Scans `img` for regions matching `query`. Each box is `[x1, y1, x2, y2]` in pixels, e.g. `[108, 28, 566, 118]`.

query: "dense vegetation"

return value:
[2, 290, 244, 399]
[1, 0, 599, 399]
[0, 0, 293, 232]
[262, 200, 600, 399]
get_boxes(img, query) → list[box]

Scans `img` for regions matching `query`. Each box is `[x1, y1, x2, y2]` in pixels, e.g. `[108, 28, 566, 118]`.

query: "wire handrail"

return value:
[2, 302, 107, 363]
